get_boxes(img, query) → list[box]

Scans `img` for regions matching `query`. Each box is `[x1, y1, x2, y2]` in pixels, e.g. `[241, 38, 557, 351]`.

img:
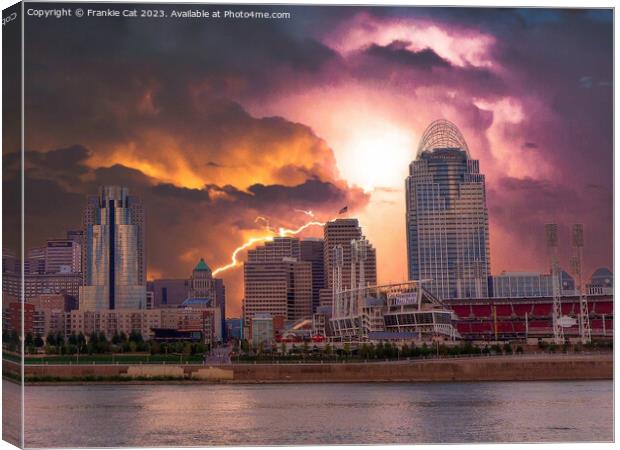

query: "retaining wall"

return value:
[5, 354, 612, 383]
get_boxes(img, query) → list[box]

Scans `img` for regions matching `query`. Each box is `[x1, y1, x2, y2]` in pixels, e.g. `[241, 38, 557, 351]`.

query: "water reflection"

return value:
[23, 381, 612, 447]
[3, 380, 22, 447]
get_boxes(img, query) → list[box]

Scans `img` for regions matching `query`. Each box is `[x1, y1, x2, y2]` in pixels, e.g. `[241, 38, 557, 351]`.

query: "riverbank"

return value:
[3, 353, 612, 384]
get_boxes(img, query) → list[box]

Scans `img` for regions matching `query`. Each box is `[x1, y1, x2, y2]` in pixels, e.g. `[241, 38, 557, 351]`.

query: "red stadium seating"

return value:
[594, 302, 613, 315]
[513, 304, 533, 317]
[494, 305, 512, 317]
[532, 304, 552, 317]
[529, 320, 551, 329]
[498, 322, 513, 332]
[470, 322, 492, 333]
[561, 303, 575, 315]
[590, 319, 603, 329]
[454, 297, 612, 340]
[471, 305, 492, 318]
[451, 305, 472, 318]
[456, 323, 471, 333]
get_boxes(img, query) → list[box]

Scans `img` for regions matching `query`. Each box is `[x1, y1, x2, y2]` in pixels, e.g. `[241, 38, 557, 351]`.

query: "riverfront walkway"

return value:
[4, 352, 612, 384]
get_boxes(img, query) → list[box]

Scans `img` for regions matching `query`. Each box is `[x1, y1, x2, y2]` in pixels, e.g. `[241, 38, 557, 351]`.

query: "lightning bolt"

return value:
[294, 209, 315, 218]
[212, 219, 328, 277]
[254, 216, 275, 233]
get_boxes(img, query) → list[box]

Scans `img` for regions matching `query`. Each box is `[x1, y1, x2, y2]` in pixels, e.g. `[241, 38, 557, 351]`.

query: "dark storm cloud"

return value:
[344, 39, 507, 101]
[363, 41, 451, 69]
[488, 175, 612, 273]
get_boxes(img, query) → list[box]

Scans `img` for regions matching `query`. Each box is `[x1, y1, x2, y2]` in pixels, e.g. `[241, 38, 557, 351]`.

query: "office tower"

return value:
[66, 229, 85, 272]
[82, 188, 145, 284]
[79, 186, 146, 310]
[187, 258, 216, 299]
[180, 259, 226, 342]
[25, 246, 46, 274]
[147, 278, 190, 308]
[67, 229, 84, 244]
[243, 237, 312, 323]
[45, 239, 81, 274]
[2, 248, 19, 274]
[300, 238, 325, 313]
[214, 278, 226, 341]
[319, 219, 377, 308]
[406, 119, 491, 299]
[3, 271, 82, 301]
[247, 237, 300, 262]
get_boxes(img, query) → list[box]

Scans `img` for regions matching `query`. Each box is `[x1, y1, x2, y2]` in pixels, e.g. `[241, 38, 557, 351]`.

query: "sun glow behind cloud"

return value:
[337, 120, 415, 192]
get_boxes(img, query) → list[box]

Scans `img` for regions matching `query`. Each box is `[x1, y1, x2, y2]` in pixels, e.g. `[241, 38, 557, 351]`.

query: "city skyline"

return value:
[11, 182, 611, 318]
[5, 6, 613, 316]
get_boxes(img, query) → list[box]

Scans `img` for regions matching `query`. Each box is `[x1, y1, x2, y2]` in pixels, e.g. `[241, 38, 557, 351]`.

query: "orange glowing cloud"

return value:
[83, 109, 341, 194]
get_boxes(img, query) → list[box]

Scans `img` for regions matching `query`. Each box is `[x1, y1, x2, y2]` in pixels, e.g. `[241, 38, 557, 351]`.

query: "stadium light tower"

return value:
[570, 224, 591, 344]
[545, 224, 564, 344]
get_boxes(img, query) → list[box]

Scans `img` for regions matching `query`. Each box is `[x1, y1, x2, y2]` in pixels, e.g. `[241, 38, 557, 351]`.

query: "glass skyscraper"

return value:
[405, 119, 490, 299]
[79, 186, 146, 310]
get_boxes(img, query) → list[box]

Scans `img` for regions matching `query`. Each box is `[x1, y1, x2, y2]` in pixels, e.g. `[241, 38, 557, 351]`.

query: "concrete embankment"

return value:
[4, 353, 612, 384]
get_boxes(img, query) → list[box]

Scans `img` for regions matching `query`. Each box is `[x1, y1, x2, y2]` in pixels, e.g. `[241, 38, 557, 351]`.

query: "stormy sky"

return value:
[8, 5, 613, 315]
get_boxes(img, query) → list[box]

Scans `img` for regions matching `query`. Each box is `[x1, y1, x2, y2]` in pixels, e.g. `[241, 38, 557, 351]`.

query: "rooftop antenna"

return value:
[545, 223, 564, 344]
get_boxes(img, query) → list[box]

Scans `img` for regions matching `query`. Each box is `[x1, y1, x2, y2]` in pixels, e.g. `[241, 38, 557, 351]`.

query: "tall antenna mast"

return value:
[545, 223, 564, 344]
[570, 224, 591, 344]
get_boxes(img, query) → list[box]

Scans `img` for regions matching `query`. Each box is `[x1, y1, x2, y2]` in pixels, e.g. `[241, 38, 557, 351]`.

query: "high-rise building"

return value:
[179, 259, 226, 342]
[2, 247, 19, 274]
[25, 246, 46, 274]
[319, 219, 377, 308]
[247, 237, 300, 262]
[79, 186, 146, 310]
[45, 239, 81, 274]
[243, 237, 313, 323]
[300, 238, 325, 313]
[214, 278, 226, 340]
[66, 229, 85, 272]
[188, 258, 216, 298]
[147, 278, 190, 308]
[405, 119, 491, 299]
[3, 271, 82, 301]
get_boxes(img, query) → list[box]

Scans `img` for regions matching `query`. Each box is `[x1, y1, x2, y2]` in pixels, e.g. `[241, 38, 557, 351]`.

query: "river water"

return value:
[10, 380, 613, 447]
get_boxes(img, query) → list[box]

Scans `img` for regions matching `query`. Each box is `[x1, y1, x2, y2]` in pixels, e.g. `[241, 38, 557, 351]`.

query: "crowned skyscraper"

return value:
[79, 186, 146, 310]
[405, 120, 490, 299]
